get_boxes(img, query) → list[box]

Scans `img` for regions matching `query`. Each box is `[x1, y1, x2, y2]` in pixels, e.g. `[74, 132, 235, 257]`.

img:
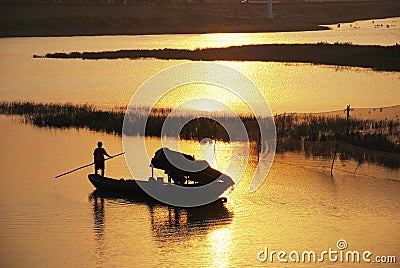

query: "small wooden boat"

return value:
[88, 174, 147, 196]
[88, 147, 235, 206]
[88, 174, 232, 205]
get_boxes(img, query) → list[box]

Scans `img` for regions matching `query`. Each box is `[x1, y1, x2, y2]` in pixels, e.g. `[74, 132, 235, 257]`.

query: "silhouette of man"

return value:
[346, 105, 351, 118]
[93, 141, 112, 177]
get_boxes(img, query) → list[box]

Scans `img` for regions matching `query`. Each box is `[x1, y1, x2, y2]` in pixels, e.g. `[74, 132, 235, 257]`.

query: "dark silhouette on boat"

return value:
[150, 147, 226, 185]
[88, 148, 235, 206]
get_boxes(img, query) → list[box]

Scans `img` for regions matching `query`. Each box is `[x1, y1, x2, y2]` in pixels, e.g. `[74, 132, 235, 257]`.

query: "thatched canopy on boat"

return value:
[151, 147, 223, 185]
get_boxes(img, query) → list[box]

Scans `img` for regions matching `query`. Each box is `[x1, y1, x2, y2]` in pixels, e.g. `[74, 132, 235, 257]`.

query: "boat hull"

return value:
[88, 174, 232, 206]
[89, 174, 144, 194]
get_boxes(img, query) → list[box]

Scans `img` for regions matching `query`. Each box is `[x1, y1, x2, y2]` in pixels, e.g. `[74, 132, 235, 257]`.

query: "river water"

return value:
[0, 115, 399, 267]
[0, 17, 399, 267]
[0, 18, 399, 113]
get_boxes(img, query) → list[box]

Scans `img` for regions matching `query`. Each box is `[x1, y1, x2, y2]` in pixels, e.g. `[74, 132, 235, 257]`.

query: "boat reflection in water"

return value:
[90, 190, 233, 244]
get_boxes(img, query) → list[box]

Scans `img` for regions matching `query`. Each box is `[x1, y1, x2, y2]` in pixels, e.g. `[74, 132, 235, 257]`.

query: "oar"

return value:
[54, 152, 125, 179]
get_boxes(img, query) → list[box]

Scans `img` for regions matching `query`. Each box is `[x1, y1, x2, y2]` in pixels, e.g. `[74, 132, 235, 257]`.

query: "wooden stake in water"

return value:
[54, 152, 125, 179]
[346, 105, 351, 136]
[330, 142, 339, 176]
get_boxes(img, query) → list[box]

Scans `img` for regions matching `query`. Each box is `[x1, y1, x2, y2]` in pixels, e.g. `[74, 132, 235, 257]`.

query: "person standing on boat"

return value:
[93, 141, 112, 177]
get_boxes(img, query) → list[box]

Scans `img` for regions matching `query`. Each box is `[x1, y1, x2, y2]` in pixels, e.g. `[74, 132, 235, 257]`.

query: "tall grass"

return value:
[0, 101, 261, 141]
[275, 113, 400, 154]
[1, 101, 399, 158]
[0, 101, 124, 134]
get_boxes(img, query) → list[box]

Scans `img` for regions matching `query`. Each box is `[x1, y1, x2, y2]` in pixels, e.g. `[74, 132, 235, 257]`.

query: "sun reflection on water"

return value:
[196, 33, 264, 49]
[152, 83, 256, 115]
[208, 227, 232, 268]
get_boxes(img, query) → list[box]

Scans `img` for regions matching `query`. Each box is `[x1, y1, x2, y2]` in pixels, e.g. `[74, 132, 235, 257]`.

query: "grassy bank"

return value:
[42, 43, 400, 72]
[1, 1, 400, 37]
[274, 112, 400, 154]
[0, 101, 263, 141]
[1, 101, 399, 156]
[0, 102, 125, 134]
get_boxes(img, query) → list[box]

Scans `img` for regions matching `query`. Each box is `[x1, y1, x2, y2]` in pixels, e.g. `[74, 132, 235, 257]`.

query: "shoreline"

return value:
[41, 43, 400, 72]
[0, 101, 399, 159]
[1, 1, 399, 37]
[0, 101, 398, 170]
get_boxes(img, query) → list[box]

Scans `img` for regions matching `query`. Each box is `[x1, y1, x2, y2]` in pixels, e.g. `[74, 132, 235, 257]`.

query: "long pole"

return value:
[54, 152, 125, 179]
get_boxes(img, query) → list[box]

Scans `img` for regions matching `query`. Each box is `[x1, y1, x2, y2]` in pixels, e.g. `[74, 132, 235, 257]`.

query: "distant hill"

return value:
[1, 0, 399, 36]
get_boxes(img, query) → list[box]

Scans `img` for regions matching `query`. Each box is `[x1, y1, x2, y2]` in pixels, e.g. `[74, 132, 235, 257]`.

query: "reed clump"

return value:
[0, 101, 124, 135]
[1, 101, 399, 159]
[275, 113, 400, 154]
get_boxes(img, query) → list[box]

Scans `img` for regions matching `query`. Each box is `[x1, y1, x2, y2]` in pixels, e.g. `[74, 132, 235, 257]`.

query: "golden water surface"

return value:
[0, 116, 399, 267]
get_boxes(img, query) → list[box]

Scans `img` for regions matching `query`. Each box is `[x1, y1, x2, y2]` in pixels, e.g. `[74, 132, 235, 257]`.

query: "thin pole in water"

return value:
[330, 142, 339, 176]
[54, 152, 125, 179]
[346, 105, 351, 136]
[266, 0, 273, 20]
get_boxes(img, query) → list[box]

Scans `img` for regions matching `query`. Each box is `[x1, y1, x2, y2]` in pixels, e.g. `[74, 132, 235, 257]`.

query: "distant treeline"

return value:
[1, 101, 399, 158]
[40, 43, 400, 72]
[3, 1, 400, 37]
